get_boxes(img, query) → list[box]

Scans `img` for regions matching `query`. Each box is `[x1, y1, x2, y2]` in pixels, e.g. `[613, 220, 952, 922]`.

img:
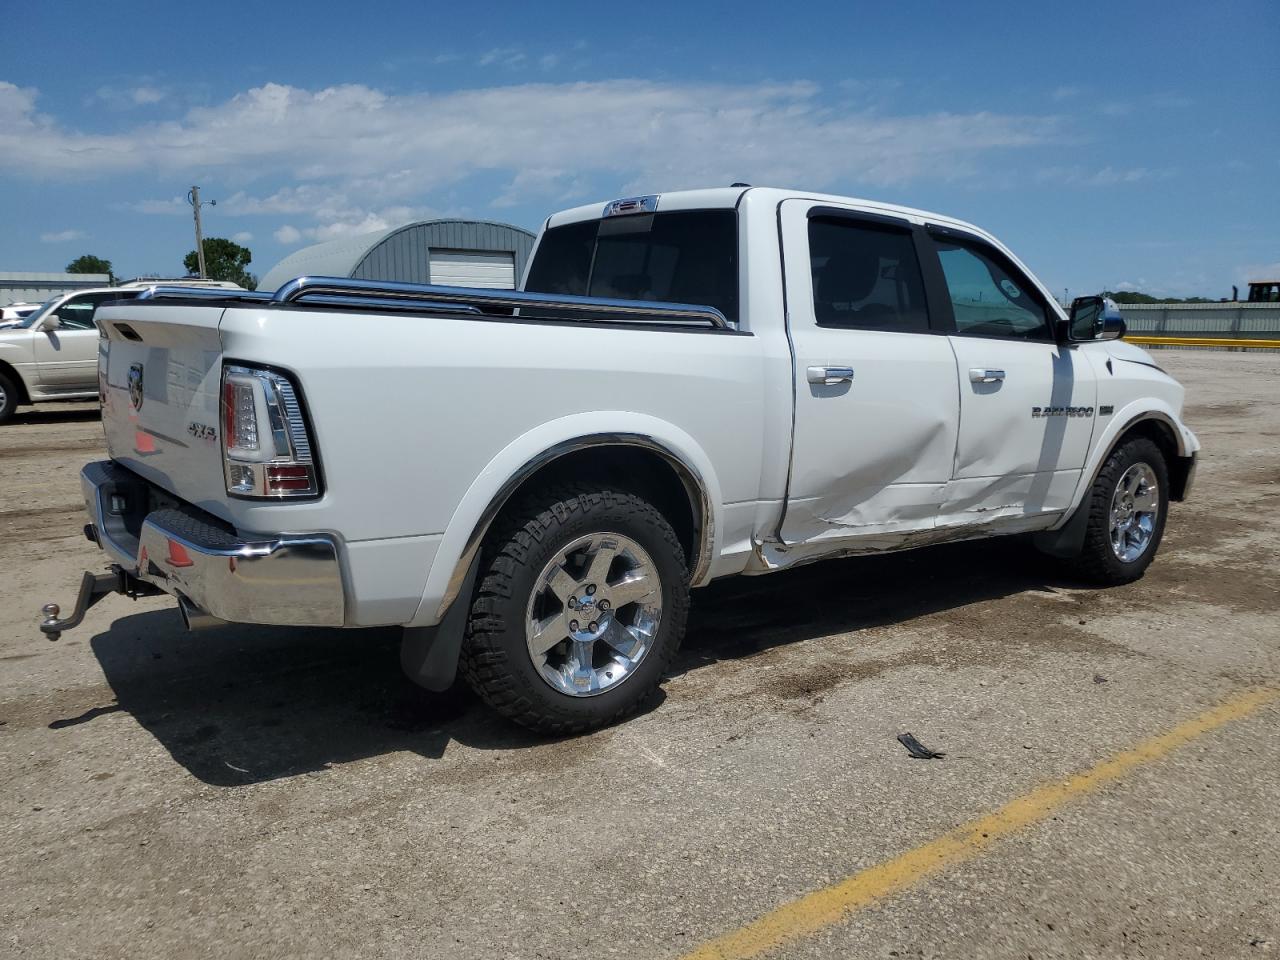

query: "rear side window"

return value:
[55, 292, 138, 330]
[934, 239, 1051, 340]
[525, 210, 739, 322]
[808, 217, 929, 331]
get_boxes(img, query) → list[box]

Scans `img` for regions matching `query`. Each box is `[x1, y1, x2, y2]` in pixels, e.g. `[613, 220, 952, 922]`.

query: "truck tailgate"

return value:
[97, 303, 232, 521]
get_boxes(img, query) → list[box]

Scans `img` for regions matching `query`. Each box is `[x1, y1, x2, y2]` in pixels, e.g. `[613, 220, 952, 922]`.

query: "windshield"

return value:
[15, 297, 61, 329]
[524, 209, 739, 323]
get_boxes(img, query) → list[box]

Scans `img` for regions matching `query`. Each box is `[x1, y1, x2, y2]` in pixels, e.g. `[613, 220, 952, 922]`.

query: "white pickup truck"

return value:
[41, 187, 1198, 732]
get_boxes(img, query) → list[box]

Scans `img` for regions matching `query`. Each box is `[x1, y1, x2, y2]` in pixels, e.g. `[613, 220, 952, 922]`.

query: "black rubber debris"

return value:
[897, 732, 945, 759]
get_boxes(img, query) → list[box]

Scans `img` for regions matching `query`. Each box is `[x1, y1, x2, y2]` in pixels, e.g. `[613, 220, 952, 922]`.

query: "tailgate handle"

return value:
[807, 365, 854, 385]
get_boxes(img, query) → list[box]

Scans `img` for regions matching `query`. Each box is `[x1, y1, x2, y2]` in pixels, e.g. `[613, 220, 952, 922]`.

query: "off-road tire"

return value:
[460, 484, 690, 733]
[0, 370, 19, 424]
[1069, 436, 1169, 585]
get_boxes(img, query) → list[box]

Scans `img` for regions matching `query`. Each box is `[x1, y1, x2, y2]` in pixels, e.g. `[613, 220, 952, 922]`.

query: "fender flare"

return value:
[408, 413, 723, 628]
[1044, 401, 1197, 542]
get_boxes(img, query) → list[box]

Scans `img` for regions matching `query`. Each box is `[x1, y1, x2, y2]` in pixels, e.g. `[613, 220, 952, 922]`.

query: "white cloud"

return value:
[128, 196, 187, 214]
[273, 225, 302, 245]
[1, 79, 1063, 197]
[1051, 85, 1081, 101]
[1036, 165, 1171, 187]
[478, 47, 527, 68]
[39, 228, 88, 243]
[131, 86, 166, 105]
[232, 231, 254, 244]
[87, 83, 169, 109]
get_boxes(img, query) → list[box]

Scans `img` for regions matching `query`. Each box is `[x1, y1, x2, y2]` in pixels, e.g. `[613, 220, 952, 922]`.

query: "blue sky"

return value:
[2, 0, 1276, 297]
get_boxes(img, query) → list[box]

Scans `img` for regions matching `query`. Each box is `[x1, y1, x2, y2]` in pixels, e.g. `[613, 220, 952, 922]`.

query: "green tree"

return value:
[183, 237, 258, 290]
[66, 254, 116, 284]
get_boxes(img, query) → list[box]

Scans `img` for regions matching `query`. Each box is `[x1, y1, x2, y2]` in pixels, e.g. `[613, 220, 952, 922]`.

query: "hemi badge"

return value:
[1099, 405, 1114, 416]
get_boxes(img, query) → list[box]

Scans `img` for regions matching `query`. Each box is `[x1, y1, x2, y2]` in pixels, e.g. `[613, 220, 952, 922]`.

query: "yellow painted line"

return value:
[1127, 335, 1280, 349]
[680, 686, 1279, 960]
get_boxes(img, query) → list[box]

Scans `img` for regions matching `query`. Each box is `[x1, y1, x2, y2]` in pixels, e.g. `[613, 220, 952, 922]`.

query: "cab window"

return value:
[525, 210, 739, 323]
[54, 292, 136, 330]
[808, 217, 929, 331]
[55, 299, 99, 330]
[934, 238, 1051, 340]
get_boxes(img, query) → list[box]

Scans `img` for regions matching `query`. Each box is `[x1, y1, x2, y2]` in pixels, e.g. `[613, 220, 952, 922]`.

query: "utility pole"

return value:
[187, 186, 216, 278]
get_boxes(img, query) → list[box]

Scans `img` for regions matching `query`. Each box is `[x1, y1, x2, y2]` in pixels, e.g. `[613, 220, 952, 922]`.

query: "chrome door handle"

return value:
[807, 365, 854, 385]
[969, 368, 1006, 383]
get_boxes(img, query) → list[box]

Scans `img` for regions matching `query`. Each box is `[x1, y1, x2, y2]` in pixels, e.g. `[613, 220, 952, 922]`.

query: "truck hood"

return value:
[1106, 338, 1161, 368]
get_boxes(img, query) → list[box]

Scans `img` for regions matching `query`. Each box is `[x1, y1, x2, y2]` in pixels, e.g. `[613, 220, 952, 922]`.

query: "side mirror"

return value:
[1064, 296, 1125, 342]
[41, 315, 62, 332]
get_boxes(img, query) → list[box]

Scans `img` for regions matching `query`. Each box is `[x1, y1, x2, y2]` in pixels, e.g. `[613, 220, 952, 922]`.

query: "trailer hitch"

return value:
[39, 566, 161, 641]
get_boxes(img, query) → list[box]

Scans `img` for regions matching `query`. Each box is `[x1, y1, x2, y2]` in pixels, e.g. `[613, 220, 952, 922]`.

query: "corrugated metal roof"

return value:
[259, 219, 536, 292]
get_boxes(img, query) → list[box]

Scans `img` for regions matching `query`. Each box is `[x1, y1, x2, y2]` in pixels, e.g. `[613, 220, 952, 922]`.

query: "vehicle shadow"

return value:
[8, 406, 100, 426]
[66, 537, 1077, 786]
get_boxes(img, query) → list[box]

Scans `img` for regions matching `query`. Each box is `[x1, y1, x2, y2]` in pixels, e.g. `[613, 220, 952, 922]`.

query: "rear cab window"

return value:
[525, 210, 739, 324]
[808, 216, 930, 332]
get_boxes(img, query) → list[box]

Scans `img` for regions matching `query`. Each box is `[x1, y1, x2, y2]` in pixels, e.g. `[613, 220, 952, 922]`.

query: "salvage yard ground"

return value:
[1, 351, 1277, 959]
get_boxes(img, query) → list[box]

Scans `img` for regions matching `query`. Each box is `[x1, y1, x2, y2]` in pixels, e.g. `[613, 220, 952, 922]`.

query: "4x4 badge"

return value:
[128, 363, 144, 411]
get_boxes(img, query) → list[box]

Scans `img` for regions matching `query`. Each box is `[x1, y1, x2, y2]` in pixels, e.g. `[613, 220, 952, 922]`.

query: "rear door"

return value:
[926, 228, 1096, 527]
[777, 200, 959, 546]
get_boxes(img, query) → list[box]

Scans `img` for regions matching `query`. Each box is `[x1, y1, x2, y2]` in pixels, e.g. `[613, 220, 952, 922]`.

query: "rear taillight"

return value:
[220, 364, 320, 499]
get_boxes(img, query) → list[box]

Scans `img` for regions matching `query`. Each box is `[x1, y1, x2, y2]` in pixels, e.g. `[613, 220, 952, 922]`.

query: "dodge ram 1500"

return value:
[40, 186, 1199, 732]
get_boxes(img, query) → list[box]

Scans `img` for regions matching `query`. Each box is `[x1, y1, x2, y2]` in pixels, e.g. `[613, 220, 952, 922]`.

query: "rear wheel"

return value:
[460, 484, 689, 733]
[1069, 436, 1169, 585]
[0, 371, 19, 424]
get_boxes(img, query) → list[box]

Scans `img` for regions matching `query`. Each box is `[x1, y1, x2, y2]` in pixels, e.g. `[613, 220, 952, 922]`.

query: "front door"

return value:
[926, 230, 1097, 527]
[777, 200, 959, 547]
[32, 293, 109, 389]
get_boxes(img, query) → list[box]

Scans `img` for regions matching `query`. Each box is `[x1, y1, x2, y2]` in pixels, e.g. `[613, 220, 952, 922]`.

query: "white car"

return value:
[44, 186, 1199, 732]
[0, 287, 145, 422]
[0, 282, 242, 422]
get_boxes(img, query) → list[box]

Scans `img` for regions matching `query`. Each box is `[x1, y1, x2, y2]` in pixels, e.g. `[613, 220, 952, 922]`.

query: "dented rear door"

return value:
[777, 199, 959, 546]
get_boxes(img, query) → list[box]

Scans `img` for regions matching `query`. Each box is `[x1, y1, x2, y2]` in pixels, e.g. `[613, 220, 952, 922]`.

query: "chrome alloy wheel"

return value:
[0, 381, 7, 411]
[525, 532, 663, 697]
[1110, 462, 1160, 563]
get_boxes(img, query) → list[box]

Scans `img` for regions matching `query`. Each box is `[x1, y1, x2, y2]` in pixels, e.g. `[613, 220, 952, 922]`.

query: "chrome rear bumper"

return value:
[80, 460, 346, 627]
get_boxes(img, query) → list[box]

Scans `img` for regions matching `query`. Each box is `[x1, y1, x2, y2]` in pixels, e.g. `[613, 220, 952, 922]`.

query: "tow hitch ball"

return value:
[39, 567, 158, 641]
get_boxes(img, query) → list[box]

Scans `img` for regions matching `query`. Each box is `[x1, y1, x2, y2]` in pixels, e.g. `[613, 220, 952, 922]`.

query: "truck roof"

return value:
[546, 186, 991, 239]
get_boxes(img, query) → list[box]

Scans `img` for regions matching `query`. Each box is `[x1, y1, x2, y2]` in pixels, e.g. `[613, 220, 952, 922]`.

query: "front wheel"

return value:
[460, 485, 690, 733]
[0, 370, 19, 424]
[1069, 436, 1169, 585]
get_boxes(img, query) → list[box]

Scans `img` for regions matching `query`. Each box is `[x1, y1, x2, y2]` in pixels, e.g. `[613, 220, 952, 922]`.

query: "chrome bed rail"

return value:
[272, 277, 731, 328]
[134, 276, 731, 329]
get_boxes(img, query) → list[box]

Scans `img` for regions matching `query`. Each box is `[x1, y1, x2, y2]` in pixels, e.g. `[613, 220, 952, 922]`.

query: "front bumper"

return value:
[80, 461, 345, 626]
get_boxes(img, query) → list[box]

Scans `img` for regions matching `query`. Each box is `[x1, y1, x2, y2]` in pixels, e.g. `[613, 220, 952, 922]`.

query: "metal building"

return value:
[258, 220, 537, 293]
[1, 271, 111, 305]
